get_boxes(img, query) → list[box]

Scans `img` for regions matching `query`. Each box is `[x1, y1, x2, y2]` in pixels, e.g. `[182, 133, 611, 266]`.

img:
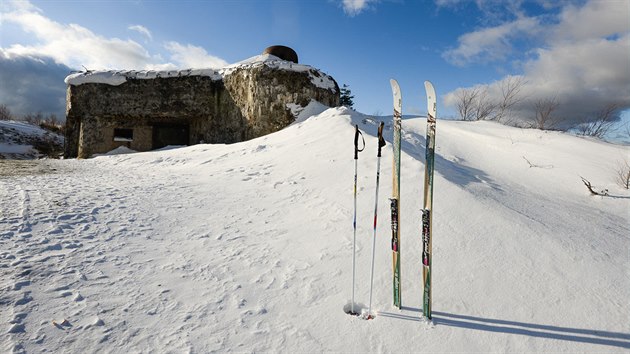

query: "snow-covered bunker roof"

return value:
[64, 54, 337, 91]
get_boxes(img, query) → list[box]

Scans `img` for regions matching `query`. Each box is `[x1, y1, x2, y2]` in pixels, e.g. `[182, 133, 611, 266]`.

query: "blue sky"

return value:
[1, 0, 628, 131]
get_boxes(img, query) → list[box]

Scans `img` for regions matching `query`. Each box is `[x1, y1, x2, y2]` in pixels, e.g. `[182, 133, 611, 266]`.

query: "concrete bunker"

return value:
[64, 47, 339, 158]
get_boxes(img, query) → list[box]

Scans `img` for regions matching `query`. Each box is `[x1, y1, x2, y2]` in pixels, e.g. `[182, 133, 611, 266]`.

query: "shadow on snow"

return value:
[355, 115, 501, 192]
[378, 307, 630, 349]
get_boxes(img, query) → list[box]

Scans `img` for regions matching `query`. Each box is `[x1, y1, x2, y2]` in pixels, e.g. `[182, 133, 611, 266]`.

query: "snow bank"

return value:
[98, 146, 138, 156]
[287, 99, 331, 123]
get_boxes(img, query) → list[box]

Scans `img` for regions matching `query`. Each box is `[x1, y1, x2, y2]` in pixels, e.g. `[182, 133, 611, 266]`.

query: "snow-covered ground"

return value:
[1, 107, 629, 352]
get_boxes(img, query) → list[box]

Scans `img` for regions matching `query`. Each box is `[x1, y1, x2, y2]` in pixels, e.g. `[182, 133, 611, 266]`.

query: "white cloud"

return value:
[0, 0, 231, 118]
[1, 3, 152, 69]
[0, 0, 227, 71]
[443, 16, 539, 66]
[342, 0, 377, 16]
[443, 0, 630, 127]
[551, 0, 629, 42]
[163, 42, 228, 69]
[128, 25, 153, 41]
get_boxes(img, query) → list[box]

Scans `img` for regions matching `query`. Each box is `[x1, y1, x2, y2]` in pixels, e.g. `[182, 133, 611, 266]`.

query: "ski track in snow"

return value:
[1, 108, 629, 352]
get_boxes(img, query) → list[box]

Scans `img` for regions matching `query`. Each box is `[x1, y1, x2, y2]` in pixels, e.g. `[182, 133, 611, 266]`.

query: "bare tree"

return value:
[473, 87, 497, 121]
[47, 113, 59, 126]
[38, 113, 64, 134]
[455, 87, 479, 121]
[24, 112, 44, 125]
[495, 76, 526, 124]
[532, 97, 561, 130]
[0, 104, 12, 121]
[577, 103, 620, 138]
[615, 159, 630, 189]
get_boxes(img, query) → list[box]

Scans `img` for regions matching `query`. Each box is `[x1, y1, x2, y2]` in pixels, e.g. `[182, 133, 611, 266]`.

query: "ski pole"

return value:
[351, 124, 364, 316]
[366, 121, 386, 320]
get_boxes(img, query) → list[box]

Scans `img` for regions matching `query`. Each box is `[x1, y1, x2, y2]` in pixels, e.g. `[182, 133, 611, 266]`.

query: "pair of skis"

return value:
[350, 80, 437, 320]
[389, 79, 437, 320]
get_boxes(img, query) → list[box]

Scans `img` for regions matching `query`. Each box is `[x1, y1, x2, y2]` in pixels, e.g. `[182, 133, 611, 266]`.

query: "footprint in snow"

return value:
[13, 280, 30, 291]
[15, 293, 33, 306]
[8, 323, 25, 333]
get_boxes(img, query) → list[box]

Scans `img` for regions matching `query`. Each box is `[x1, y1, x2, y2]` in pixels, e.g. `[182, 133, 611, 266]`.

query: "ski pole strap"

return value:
[377, 122, 386, 157]
[354, 124, 365, 160]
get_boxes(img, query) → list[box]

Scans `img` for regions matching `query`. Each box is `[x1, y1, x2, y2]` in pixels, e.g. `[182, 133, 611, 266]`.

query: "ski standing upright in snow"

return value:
[389, 79, 402, 309]
[365, 121, 386, 320]
[422, 81, 437, 320]
[350, 125, 365, 316]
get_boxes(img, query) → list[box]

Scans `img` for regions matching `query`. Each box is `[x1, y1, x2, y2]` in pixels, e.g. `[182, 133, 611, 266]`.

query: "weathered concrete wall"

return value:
[223, 66, 339, 140]
[65, 65, 339, 158]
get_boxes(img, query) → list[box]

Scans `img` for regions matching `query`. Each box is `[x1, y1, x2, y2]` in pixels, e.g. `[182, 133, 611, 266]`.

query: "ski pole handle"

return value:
[377, 122, 386, 157]
[354, 125, 365, 160]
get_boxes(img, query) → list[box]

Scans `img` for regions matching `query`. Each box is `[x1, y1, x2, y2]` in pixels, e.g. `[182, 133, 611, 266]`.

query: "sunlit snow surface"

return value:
[1, 107, 629, 352]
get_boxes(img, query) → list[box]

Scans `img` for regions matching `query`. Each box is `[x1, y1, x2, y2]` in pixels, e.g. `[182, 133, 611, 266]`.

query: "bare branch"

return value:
[0, 104, 12, 121]
[615, 159, 630, 189]
[577, 103, 620, 138]
[522, 156, 553, 169]
[495, 76, 526, 124]
[580, 176, 609, 196]
[455, 87, 479, 121]
[473, 87, 497, 121]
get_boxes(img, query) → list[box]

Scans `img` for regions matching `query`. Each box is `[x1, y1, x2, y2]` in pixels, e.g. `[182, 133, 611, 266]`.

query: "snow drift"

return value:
[1, 107, 628, 352]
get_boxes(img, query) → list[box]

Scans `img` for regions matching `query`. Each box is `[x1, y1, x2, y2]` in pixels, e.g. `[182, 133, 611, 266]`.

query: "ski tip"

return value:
[390, 79, 401, 103]
[390, 79, 402, 120]
[424, 81, 436, 118]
